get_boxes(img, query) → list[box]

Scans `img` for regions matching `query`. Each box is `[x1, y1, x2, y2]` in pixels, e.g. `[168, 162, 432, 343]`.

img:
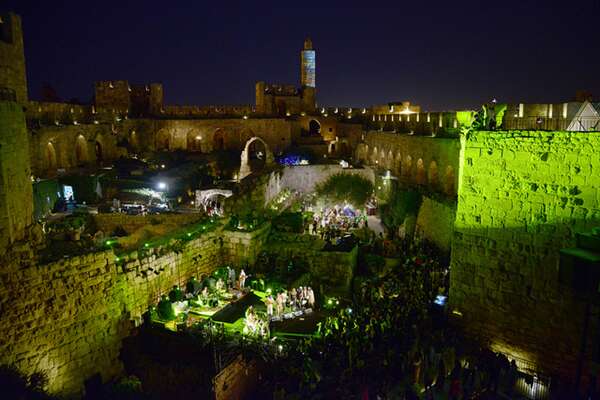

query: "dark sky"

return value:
[5, 0, 600, 110]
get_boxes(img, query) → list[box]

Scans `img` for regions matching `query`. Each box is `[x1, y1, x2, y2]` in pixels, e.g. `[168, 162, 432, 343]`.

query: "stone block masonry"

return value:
[450, 130, 600, 382]
[0, 228, 224, 397]
[0, 101, 33, 251]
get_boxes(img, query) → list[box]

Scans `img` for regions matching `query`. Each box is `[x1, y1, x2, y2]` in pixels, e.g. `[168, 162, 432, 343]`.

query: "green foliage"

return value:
[273, 212, 304, 233]
[156, 296, 176, 321]
[315, 173, 373, 208]
[457, 103, 507, 137]
[0, 364, 55, 399]
[379, 189, 422, 236]
[363, 253, 386, 275]
[168, 286, 184, 302]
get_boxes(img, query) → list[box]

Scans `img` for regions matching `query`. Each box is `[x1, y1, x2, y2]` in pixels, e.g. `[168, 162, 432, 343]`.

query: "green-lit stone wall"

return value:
[450, 130, 600, 380]
[0, 102, 33, 251]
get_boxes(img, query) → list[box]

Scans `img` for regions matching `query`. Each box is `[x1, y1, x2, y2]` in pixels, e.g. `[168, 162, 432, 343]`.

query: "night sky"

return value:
[5, 0, 600, 111]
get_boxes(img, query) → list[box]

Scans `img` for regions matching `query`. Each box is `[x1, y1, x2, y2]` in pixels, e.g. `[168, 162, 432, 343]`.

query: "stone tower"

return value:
[0, 13, 32, 252]
[301, 37, 316, 88]
[0, 12, 28, 104]
[301, 38, 316, 113]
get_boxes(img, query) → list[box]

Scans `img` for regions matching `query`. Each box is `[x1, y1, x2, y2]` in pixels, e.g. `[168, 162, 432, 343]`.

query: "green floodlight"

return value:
[144, 243, 150, 248]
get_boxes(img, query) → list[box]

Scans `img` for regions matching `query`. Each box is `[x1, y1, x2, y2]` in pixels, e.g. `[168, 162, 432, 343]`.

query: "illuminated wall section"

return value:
[301, 40, 316, 88]
[450, 130, 600, 380]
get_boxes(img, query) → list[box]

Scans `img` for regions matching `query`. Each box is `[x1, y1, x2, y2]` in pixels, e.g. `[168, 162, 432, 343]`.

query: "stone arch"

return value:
[379, 148, 386, 167]
[95, 140, 104, 163]
[156, 129, 170, 151]
[386, 150, 394, 169]
[444, 165, 455, 195]
[394, 151, 403, 175]
[371, 146, 378, 164]
[238, 136, 274, 180]
[428, 161, 439, 188]
[45, 142, 57, 172]
[239, 128, 255, 150]
[187, 130, 203, 152]
[129, 129, 139, 151]
[416, 158, 426, 185]
[213, 128, 225, 151]
[75, 134, 88, 166]
[308, 119, 321, 136]
[403, 155, 413, 178]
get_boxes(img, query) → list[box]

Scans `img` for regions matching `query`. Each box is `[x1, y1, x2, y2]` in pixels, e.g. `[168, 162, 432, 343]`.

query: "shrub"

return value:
[315, 173, 373, 208]
[273, 212, 304, 233]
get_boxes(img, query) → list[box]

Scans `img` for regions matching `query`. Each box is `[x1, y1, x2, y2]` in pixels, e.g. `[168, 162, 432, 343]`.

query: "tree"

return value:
[315, 173, 373, 208]
[379, 189, 422, 240]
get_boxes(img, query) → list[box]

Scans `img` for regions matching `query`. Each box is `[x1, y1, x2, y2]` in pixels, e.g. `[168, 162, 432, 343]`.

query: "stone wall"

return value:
[222, 223, 272, 266]
[416, 196, 456, 252]
[0, 101, 33, 252]
[0, 228, 224, 397]
[93, 213, 204, 236]
[357, 132, 461, 197]
[279, 164, 375, 194]
[450, 130, 600, 381]
[30, 122, 124, 178]
[0, 12, 27, 103]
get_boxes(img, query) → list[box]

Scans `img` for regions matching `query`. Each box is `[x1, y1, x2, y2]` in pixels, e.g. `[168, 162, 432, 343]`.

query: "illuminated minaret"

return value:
[301, 38, 316, 113]
[301, 37, 316, 88]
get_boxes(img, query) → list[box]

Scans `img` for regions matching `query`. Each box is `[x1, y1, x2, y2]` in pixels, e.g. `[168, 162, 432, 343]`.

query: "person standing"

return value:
[239, 269, 247, 289]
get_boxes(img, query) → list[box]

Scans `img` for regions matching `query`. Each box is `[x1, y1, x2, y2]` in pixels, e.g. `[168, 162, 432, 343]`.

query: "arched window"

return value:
[416, 158, 426, 184]
[428, 161, 439, 188]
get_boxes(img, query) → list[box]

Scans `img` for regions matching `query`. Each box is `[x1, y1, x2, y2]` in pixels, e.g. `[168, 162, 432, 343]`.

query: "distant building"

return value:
[255, 38, 316, 116]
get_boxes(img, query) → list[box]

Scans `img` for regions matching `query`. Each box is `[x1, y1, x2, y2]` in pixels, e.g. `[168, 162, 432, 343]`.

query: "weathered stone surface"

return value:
[450, 130, 600, 381]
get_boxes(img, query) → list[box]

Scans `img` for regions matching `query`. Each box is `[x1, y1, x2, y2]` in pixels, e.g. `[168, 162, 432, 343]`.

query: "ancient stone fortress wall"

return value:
[356, 132, 461, 196]
[29, 122, 124, 178]
[450, 130, 600, 380]
[92, 213, 205, 236]
[141, 117, 295, 155]
[0, 102, 33, 249]
[279, 164, 375, 194]
[162, 104, 255, 118]
[0, 228, 224, 396]
[357, 132, 460, 251]
[0, 12, 28, 104]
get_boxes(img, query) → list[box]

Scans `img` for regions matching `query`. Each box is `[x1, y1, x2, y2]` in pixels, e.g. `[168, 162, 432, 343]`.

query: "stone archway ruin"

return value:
[238, 136, 274, 181]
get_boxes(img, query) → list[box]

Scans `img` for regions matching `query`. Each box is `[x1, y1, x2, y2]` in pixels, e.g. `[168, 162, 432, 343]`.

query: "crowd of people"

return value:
[307, 206, 367, 239]
[264, 286, 316, 319]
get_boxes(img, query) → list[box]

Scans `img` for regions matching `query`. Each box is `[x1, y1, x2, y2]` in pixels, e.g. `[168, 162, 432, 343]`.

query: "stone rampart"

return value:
[450, 130, 600, 380]
[0, 227, 224, 397]
[93, 213, 204, 235]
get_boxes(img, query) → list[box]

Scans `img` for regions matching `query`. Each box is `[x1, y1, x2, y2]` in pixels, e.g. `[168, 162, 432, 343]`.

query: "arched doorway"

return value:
[238, 136, 274, 180]
[428, 161, 439, 189]
[95, 141, 103, 163]
[308, 119, 321, 136]
[129, 130, 139, 151]
[416, 158, 426, 184]
[187, 131, 203, 152]
[403, 155, 413, 179]
[213, 129, 225, 151]
[46, 142, 57, 173]
[156, 129, 170, 151]
[75, 135, 88, 166]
